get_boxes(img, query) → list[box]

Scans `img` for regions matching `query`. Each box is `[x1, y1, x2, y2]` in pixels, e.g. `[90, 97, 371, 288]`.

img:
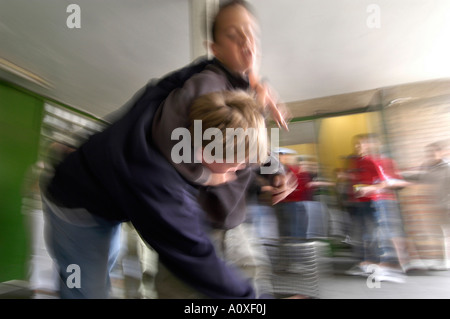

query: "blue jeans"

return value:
[350, 202, 379, 263]
[275, 202, 308, 239]
[246, 204, 279, 240]
[302, 201, 329, 238]
[43, 199, 121, 298]
[372, 200, 404, 265]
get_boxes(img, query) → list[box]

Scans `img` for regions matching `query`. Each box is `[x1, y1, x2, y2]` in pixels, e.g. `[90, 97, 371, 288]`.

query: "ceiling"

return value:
[1, 0, 450, 119]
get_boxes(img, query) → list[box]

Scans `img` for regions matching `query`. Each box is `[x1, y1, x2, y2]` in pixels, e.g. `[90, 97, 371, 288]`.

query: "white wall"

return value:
[251, 0, 450, 103]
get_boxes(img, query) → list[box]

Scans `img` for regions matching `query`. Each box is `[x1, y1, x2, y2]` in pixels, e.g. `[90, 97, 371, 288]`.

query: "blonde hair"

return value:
[189, 90, 268, 164]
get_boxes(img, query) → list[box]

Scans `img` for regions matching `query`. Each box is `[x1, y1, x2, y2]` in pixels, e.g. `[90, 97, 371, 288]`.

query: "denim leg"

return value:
[372, 200, 403, 265]
[248, 204, 279, 240]
[351, 202, 379, 263]
[348, 205, 364, 261]
[275, 202, 296, 238]
[43, 201, 121, 298]
[303, 201, 329, 239]
[293, 202, 308, 238]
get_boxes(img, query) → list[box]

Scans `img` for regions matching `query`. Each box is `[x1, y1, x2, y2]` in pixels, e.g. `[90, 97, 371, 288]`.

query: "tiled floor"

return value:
[2, 241, 450, 299]
[319, 269, 450, 299]
[1, 267, 450, 299]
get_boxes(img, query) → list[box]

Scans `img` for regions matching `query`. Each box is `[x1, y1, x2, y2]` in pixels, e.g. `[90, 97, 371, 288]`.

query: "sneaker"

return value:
[341, 235, 352, 245]
[345, 263, 371, 276]
[401, 260, 428, 273]
[375, 267, 406, 283]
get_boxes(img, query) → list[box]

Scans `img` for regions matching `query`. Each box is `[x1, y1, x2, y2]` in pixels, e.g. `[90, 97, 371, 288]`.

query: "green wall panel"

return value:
[0, 82, 43, 282]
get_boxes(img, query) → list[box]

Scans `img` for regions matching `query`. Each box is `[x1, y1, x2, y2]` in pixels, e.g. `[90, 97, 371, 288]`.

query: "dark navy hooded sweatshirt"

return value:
[44, 57, 259, 299]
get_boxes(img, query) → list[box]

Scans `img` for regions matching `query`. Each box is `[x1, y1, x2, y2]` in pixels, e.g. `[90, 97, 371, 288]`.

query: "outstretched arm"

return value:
[248, 70, 290, 131]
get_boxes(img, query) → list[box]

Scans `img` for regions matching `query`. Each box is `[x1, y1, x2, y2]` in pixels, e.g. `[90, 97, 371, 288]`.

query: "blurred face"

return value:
[354, 140, 366, 156]
[426, 146, 443, 164]
[198, 144, 247, 174]
[354, 137, 380, 156]
[203, 160, 246, 174]
[210, 5, 259, 75]
[279, 154, 289, 165]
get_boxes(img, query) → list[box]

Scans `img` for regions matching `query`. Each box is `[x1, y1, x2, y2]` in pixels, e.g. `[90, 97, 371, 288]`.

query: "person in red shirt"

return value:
[274, 152, 308, 239]
[275, 153, 331, 239]
[345, 134, 411, 281]
[283, 160, 314, 202]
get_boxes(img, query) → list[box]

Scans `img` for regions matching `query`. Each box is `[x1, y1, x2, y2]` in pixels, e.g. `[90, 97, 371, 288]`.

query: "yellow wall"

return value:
[283, 112, 382, 179]
[282, 143, 317, 158]
[317, 112, 380, 178]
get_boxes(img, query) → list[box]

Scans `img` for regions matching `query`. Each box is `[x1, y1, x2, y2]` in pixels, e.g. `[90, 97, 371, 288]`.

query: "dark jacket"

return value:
[151, 59, 255, 229]
[44, 57, 256, 298]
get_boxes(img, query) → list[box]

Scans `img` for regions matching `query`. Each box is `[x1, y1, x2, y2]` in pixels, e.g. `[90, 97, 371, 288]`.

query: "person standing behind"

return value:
[274, 152, 308, 239]
[349, 134, 411, 281]
[404, 140, 450, 269]
[417, 141, 450, 217]
[275, 155, 329, 240]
